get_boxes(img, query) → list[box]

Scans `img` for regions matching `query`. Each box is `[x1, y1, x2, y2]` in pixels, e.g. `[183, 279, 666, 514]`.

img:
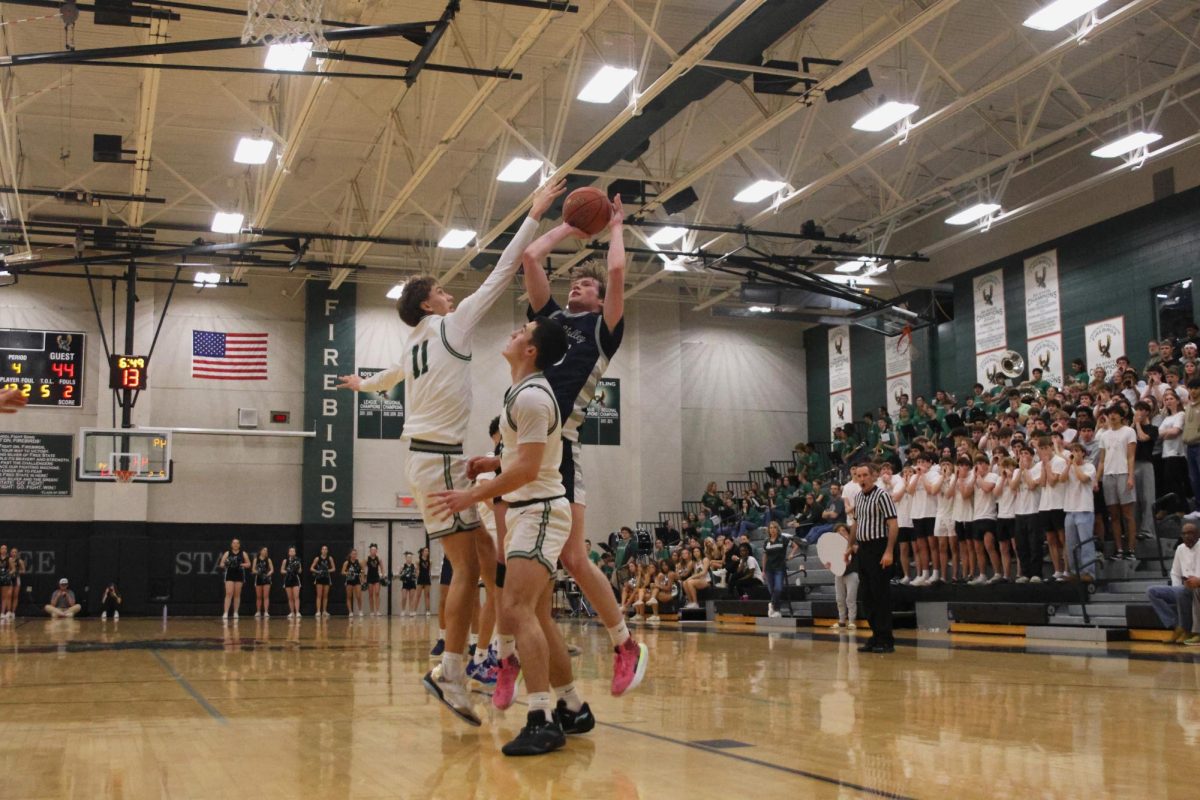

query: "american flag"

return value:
[192, 330, 269, 380]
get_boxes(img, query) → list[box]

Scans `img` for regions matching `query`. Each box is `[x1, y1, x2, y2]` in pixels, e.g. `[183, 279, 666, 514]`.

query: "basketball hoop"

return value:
[896, 324, 919, 362]
[114, 469, 135, 484]
[241, 0, 327, 48]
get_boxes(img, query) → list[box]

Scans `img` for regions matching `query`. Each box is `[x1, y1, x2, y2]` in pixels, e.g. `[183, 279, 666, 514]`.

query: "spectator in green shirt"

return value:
[1030, 367, 1052, 393]
[585, 539, 601, 565]
[701, 481, 722, 514]
[698, 509, 717, 539]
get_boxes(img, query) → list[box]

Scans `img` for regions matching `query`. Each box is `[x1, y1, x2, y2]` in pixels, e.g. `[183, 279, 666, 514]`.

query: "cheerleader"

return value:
[252, 547, 274, 618]
[0, 545, 12, 622]
[342, 549, 364, 617]
[8, 547, 24, 618]
[310, 545, 333, 617]
[399, 552, 418, 616]
[416, 546, 432, 616]
[218, 539, 250, 620]
[364, 544, 384, 617]
[282, 547, 303, 619]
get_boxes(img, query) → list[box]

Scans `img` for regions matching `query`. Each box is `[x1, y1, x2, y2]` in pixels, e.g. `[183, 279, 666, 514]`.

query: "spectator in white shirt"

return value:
[1062, 443, 1098, 581]
[1032, 436, 1069, 580]
[1013, 447, 1043, 583]
[968, 455, 1004, 584]
[994, 456, 1018, 581]
[1160, 390, 1189, 500]
[1147, 522, 1200, 645]
[953, 457, 977, 582]
[1097, 406, 1138, 559]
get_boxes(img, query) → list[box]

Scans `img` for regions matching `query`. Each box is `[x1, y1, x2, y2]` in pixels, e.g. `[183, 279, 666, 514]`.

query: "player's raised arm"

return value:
[521, 219, 588, 314]
[448, 178, 567, 343]
[603, 194, 626, 333]
[337, 362, 405, 394]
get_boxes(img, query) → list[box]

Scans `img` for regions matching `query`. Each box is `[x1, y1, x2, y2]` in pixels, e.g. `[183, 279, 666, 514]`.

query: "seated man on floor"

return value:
[1147, 521, 1200, 644]
[45, 578, 81, 619]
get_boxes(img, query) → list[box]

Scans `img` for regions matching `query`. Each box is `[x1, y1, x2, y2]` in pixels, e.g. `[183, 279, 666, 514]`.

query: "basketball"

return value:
[562, 187, 611, 236]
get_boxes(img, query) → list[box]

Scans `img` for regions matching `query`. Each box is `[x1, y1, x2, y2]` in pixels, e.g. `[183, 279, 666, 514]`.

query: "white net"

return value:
[241, 0, 327, 48]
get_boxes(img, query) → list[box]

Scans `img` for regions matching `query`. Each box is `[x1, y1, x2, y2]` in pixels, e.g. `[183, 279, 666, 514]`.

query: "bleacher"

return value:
[649, 446, 1190, 644]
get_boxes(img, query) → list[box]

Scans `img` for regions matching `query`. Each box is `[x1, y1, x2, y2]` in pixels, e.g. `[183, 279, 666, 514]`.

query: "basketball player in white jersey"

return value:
[517, 195, 649, 696]
[336, 179, 568, 725]
[431, 317, 585, 756]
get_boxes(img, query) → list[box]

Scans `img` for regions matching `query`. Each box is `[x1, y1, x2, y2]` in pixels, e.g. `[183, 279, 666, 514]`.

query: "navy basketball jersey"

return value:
[528, 298, 623, 443]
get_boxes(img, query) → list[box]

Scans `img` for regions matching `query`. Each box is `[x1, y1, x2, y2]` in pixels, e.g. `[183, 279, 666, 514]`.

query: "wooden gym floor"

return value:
[0, 616, 1194, 799]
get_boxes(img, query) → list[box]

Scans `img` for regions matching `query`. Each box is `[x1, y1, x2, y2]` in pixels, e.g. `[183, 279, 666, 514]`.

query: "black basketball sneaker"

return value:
[553, 700, 595, 735]
[501, 710, 566, 756]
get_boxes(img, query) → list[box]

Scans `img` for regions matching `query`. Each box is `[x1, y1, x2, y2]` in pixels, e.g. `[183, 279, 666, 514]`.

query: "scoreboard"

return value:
[0, 328, 85, 407]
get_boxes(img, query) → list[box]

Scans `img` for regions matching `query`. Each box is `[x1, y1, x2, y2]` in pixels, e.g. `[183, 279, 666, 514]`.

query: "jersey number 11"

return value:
[411, 341, 429, 379]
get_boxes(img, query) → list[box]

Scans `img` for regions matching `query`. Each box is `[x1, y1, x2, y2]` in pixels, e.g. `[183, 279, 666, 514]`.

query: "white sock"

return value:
[607, 620, 631, 648]
[438, 628, 446, 640]
[469, 632, 478, 647]
[498, 634, 517, 660]
[554, 683, 584, 713]
[528, 691, 552, 714]
[441, 652, 465, 682]
[472, 648, 487, 666]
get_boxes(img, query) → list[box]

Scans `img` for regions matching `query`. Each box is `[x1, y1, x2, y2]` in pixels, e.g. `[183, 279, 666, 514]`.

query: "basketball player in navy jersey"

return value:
[516, 193, 648, 694]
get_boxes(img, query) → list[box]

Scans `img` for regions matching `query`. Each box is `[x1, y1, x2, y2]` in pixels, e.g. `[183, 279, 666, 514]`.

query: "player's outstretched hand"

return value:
[335, 375, 363, 391]
[428, 490, 474, 518]
[0, 388, 27, 413]
[608, 194, 624, 231]
[466, 455, 501, 480]
[530, 177, 567, 221]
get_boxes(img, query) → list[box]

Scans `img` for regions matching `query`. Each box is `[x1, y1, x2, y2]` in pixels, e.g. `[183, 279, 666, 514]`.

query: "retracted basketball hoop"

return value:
[241, 0, 327, 48]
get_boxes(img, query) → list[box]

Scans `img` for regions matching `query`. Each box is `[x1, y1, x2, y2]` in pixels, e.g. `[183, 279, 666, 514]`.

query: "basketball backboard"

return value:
[76, 428, 173, 483]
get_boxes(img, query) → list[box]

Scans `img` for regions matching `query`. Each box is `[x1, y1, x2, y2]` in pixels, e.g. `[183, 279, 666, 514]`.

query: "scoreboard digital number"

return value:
[109, 354, 148, 391]
[0, 328, 85, 408]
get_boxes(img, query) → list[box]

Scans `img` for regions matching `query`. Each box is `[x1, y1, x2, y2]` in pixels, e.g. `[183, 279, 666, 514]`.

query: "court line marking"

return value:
[599, 720, 914, 799]
[149, 649, 227, 725]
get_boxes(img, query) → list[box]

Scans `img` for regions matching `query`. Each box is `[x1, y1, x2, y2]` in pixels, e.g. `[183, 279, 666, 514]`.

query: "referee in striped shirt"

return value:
[848, 462, 900, 653]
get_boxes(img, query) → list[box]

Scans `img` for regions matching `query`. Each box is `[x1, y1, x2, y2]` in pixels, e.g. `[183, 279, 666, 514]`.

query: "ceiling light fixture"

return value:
[193, 272, 221, 288]
[734, 179, 787, 203]
[386, 283, 406, 300]
[234, 137, 274, 165]
[747, 305, 773, 313]
[211, 212, 244, 234]
[577, 66, 638, 103]
[945, 202, 1001, 225]
[1090, 131, 1162, 158]
[438, 229, 477, 249]
[1023, 0, 1108, 31]
[851, 101, 919, 132]
[496, 157, 544, 183]
[648, 226, 688, 246]
[835, 256, 877, 273]
[264, 42, 312, 71]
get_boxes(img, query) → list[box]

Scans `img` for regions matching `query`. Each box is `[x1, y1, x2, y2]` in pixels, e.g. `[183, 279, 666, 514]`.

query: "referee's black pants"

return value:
[858, 538, 894, 646]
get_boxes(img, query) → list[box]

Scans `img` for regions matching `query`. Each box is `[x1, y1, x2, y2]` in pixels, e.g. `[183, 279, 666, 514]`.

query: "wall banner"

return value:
[1027, 333, 1064, 389]
[579, 377, 620, 446]
[303, 282, 356, 524]
[1024, 250, 1062, 340]
[886, 373, 913, 419]
[356, 367, 405, 440]
[976, 348, 1007, 391]
[973, 269, 1007, 354]
[885, 334, 912, 379]
[828, 325, 852, 393]
[1085, 316, 1126, 380]
[829, 389, 854, 437]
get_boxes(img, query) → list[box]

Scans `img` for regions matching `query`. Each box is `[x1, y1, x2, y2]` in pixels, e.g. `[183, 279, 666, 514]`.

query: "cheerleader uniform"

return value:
[225, 551, 247, 583]
[417, 557, 431, 587]
[345, 559, 363, 586]
[366, 555, 382, 585]
[314, 556, 333, 586]
[400, 563, 417, 591]
[254, 558, 271, 586]
[283, 556, 302, 588]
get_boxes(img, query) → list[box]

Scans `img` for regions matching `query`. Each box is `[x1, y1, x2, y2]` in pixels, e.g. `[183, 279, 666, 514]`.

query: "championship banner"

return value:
[828, 325, 851, 393]
[303, 282, 356, 525]
[973, 269, 1007, 354]
[976, 348, 1006, 390]
[829, 389, 853, 436]
[885, 334, 911, 378]
[356, 367, 405, 440]
[1027, 333, 1064, 388]
[886, 373, 913, 418]
[579, 377, 620, 446]
[1024, 250, 1062, 340]
[1085, 316, 1126, 379]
